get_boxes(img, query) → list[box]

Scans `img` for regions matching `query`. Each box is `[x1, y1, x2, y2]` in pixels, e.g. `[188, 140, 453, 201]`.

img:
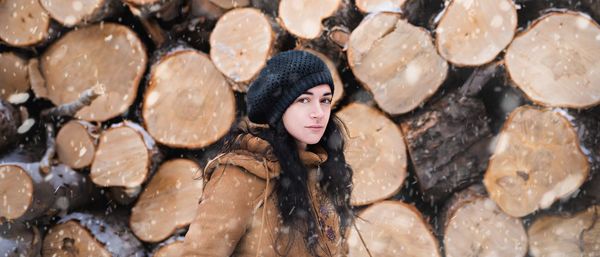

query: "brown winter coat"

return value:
[182, 133, 348, 257]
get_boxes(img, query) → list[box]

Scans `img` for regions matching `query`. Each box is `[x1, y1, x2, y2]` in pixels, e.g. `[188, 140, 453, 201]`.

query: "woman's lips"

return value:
[306, 125, 324, 132]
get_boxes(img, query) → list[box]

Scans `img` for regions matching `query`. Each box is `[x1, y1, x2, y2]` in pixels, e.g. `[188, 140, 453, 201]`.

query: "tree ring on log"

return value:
[505, 11, 600, 108]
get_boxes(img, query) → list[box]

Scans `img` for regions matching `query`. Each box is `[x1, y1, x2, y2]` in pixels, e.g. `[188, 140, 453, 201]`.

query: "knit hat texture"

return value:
[246, 50, 334, 125]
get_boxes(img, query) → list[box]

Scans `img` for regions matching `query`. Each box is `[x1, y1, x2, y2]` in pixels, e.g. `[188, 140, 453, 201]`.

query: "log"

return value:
[505, 11, 600, 109]
[0, 222, 42, 257]
[355, 0, 406, 13]
[153, 240, 185, 257]
[40, 23, 147, 122]
[528, 205, 600, 257]
[0, 99, 22, 154]
[142, 48, 236, 149]
[435, 0, 517, 66]
[42, 212, 146, 257]
[209, 7, 285, 91]
[442, 185, 527, 257]
[484, 106, 590, 217]
[0, 52, 29, 100]
[123, 0, 183, 21]
[347, 201, 441, 257]
[209, 0, 249, 9]
[0, 0, 51, 47]
[39, 0, 122, 27]
[90, 121, 160, 204]
[0, 163, 93, 222]
[336, 103, 407, 206]
[55, 120, 98, 169]
[400, 90, 493, 203]
[130, 159, 203, 242]
[347, 12, 448, 115]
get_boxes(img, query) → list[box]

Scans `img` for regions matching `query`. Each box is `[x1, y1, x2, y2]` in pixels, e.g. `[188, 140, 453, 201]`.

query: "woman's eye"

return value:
[298, 98, 309, 103]
[322, 98, 332, 104]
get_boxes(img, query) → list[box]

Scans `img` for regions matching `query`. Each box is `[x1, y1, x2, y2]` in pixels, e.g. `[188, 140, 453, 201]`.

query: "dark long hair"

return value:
[220, 115, 354, 256]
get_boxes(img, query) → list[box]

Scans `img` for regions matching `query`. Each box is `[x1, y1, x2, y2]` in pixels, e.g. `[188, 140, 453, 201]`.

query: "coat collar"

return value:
[201, 133, 328, 180]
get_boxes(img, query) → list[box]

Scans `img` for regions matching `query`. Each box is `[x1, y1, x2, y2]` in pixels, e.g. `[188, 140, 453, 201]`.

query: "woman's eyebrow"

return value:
[300, 91, 333, 96]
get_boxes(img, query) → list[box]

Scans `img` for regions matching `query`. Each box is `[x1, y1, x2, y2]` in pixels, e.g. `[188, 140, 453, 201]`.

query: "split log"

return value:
[55, 120, 99, 169]
[0, 163, 93, 222]
[400, 90, 493, 202]
[40, 23, 147, 122]
[0, 0, 51, 47]
[505, 11, 600, 109]
[39, 0, 122, 27]
[302, 49, 344, 107]
[528, 205, 600, 257]
[0, 52, 29, 100]
[347, 201, 441, 257]
[435, 0, 517, 66]
[0, 99, 22, 154]
[42, 212, 146, 257]
[355, 0, 406, 13]
[123, 0, 183, 21]
[442, 185, 527, 257]
[347, 12, 448, 115]
[0, 222, 42, 257]
[130, 159, 203, 242]
[209, 0, 249, 9]
[484, 106, 590, 217]
[209, 7, 286, 91]
[91, 121, 160, 204]
[142, 48, 236, 149]
[336, 103, 407, 206]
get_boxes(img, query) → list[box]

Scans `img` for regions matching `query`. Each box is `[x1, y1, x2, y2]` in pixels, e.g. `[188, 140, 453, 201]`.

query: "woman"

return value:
[183, 50, 355, 257]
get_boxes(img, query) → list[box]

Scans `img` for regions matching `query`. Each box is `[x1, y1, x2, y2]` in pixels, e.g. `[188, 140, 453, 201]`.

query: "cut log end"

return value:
[0, 165, 33, 221]
[43, 221, 112, 257]
[337, 103, 407, 206]
[278, 0, 342, 39]
[209, 0, 249, 9]
[0, 0, 50, 47]
[143, 49, 236, 149]
[153, 240, 185, 257]
[443, 187, 528, 257]
[355, 0, 406, 13]
[347, 12, 448, 115]
[436, 0, 517, 66]
[91, 125, 150, 188]
[56, 121, 97, 169]
[347, 201, 441, 257]
[0, 53, 29, 100]
[484, 106, 590, 217]
[130, 159, 203, 243]
[40, 23, 147, 122]
[506, 11, 600, 108]
[209, 7, 275, 85]
[39, 0, 116, 27]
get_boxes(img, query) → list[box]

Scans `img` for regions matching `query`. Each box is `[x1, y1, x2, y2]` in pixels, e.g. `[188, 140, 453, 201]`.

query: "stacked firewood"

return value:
[1, 0, 599, 256]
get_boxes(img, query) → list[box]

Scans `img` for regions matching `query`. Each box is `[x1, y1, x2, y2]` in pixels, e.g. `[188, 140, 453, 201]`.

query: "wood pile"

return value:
[1, 0, 599, 256]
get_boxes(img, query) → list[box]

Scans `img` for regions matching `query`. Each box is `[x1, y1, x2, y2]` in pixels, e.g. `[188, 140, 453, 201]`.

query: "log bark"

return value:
[42, 212, 146, 257]
[347, 201, 441, 257]
[0, 222, 42, 257]
[55, 120, 99, 169]
[435, 0, 517, 66]
[90, 121, 161, 204]
[484, 106, 590, 217]
[336, 103, 407, 206]
[209, 7, 287, 91]
[39, 0, 123, 27]
[142, 48, 236, 149]
[0, 53, 29, 100]
[0, 163, 93, 222]
[130, 159, 203, 242]
[347, 12, 448, 115]
[528, 205, 600, 257]
[40, 23, 147, 122]
[441, 185, 527, 257]
[0, 99, 21, 154]
[505, 11, 600, 109]
[400, 90, 493, 203]
[0, 0, 51, 47]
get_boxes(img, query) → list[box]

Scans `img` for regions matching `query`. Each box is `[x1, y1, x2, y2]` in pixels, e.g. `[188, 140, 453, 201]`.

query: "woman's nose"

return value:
[310, 103, 325, 118]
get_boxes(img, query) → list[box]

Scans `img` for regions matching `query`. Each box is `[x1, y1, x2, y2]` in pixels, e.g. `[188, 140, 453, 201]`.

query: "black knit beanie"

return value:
[246, 50, 334, 125]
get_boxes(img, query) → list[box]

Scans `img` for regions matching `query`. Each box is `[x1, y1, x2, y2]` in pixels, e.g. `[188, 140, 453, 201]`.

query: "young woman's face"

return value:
[282, 84, 332, 149]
